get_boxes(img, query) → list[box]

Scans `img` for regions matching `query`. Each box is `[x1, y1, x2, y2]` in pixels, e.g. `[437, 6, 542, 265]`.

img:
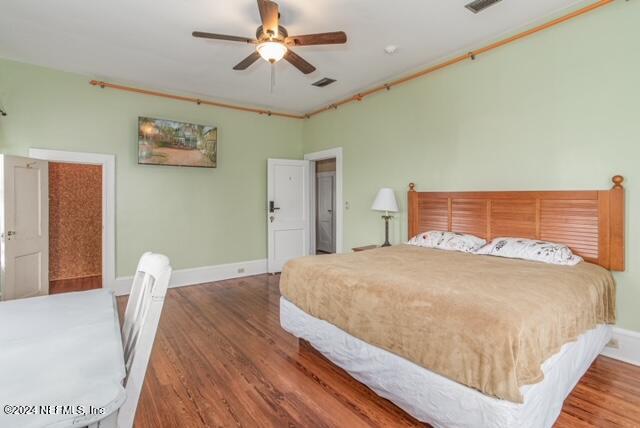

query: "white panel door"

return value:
[267, 159, 309, 273]
[0, 155, 49, 300]
[316, 173, 335, 253]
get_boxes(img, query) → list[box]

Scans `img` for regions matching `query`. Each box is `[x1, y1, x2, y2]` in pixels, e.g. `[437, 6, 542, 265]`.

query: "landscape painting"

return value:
[138, 117, 217, 168]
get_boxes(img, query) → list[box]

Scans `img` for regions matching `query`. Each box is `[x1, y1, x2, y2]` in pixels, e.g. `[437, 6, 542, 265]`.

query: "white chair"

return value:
[93, 252, 172, 428]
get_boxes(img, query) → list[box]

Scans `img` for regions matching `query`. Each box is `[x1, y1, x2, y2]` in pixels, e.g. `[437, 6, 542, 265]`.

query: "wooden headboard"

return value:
[407, 176, 625, 271]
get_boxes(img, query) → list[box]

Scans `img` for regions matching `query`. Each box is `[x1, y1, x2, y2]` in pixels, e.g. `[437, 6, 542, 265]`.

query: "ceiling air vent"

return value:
[312, 78, 336, 88]
[465, 0, 503, 14]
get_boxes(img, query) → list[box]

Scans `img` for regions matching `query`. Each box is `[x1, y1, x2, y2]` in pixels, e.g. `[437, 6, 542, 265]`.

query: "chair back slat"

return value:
[123, 273, 155, 370]
[117, 252, 171, 428]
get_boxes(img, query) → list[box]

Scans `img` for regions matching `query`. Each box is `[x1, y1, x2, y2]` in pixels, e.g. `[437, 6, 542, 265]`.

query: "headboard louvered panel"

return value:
[491, 200, 537, 239]
[452, 200, 487, 238]
[540, 199, 600, 260]
[407, 176, 625, 271]
[418, 199, 448, 233]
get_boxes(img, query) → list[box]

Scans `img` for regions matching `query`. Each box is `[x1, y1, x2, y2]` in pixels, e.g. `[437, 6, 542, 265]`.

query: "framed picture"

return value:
[138, 117, 217, 168]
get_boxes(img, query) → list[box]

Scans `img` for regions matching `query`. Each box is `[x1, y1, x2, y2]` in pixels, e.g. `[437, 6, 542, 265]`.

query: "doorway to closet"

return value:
[315, 158, 336, 254]
[304, 147, 343, 256]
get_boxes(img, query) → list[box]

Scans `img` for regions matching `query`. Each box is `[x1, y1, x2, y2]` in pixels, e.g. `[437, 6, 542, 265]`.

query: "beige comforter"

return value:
[279, 245, 616, 402]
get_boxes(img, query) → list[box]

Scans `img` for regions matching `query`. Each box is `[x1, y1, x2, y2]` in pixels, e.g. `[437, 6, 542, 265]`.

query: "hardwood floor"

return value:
[126, 274, 640, 428]
[49, 274, 101, 294]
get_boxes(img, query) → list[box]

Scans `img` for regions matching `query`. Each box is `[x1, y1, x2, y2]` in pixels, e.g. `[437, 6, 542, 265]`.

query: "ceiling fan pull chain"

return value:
[270, 62, 276, 93]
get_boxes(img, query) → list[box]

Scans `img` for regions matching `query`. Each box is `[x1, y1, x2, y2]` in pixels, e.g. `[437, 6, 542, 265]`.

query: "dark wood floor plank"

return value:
[49, 275, 101, 294]
[120, 274, 640, 428]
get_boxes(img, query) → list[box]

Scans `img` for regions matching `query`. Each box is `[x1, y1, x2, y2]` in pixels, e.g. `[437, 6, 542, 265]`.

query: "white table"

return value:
[0, 289, 126, 428]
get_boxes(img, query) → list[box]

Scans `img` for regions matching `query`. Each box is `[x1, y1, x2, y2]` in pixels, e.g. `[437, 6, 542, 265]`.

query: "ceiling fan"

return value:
[192, 0, 347, 75]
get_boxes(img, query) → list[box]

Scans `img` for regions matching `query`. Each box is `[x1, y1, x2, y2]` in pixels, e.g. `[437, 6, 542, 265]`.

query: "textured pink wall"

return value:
[49, 162, 102, 281]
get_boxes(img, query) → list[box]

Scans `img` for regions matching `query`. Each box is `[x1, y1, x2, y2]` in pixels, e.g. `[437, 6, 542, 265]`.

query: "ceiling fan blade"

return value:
[233, 51, 262, 70]
[284, 50, 316, 74]
[192, 31, 255, 43]
[286, 31, 347, 46]
[257, 0, 279, 36]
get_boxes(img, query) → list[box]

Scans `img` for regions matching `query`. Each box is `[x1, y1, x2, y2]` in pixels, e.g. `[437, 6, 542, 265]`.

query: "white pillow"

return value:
[407, 231, 486, 253]
[476, 237, 583, 266]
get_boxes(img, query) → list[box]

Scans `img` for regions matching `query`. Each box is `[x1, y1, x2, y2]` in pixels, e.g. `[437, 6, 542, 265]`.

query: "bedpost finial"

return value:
[409, 183, 416, 192]
[612, 175, 624, 189]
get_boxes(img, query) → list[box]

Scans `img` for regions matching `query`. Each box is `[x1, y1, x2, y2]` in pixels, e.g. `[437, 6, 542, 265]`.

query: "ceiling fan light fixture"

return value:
[193, 1, 346, 74]
[257, 41, 287, 63]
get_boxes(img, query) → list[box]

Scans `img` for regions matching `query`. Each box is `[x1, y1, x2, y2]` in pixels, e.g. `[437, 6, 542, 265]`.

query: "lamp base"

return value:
[381, 215, 392, 247]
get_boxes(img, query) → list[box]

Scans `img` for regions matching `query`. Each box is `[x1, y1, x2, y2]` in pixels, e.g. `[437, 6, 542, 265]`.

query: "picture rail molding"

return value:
[89, 80, 305, 120]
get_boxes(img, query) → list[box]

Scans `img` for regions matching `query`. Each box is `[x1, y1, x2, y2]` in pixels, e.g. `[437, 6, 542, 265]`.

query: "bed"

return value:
[279, 176, 625, 428]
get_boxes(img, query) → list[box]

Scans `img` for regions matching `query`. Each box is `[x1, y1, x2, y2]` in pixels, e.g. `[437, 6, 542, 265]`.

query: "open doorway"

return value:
[48, 162, 103, 294]
[315, 159, 336, 254]
[29, 148, 116, 294]
[304, 147, 343, 255]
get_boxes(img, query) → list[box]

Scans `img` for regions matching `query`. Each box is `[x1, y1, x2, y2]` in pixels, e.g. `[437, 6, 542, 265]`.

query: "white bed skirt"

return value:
[280, 297, 611, 428]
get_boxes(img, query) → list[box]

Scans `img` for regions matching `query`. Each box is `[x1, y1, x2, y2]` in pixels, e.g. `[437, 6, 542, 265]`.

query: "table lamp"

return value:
[371, 188, 399, 247]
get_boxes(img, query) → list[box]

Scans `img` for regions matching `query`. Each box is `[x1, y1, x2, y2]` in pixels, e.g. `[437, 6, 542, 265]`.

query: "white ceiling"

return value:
[0, 0, 591, 114]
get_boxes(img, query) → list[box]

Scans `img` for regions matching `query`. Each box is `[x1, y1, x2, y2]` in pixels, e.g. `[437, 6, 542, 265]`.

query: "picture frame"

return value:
[138, 117, 217, 168]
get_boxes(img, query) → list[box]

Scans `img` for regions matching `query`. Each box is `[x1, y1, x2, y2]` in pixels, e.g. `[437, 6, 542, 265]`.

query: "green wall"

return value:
[1, 1, 638, 331]
[303, 1, 640, 331]
[0, 59, 303, 276]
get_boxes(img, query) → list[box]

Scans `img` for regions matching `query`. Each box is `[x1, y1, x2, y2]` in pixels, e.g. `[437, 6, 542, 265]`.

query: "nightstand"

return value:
[352, 245, 378, 252]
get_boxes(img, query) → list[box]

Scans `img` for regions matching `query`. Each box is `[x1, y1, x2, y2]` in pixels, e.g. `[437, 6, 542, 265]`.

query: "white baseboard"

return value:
[601, 327, 640, 366]
[109, 258, 268, 296]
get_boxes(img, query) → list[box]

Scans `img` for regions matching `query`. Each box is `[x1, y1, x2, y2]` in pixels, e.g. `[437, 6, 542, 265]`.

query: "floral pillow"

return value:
[475, 237, 583, 266]
[407, 231, 486, 253]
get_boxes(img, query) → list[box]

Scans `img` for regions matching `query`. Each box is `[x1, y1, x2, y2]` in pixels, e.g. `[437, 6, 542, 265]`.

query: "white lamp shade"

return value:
[371, 188, 399, 213]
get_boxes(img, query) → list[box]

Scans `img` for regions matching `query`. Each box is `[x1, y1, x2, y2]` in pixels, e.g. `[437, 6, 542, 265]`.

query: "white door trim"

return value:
[28, 148, 116, 292]
[304, 147, 343, 254]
